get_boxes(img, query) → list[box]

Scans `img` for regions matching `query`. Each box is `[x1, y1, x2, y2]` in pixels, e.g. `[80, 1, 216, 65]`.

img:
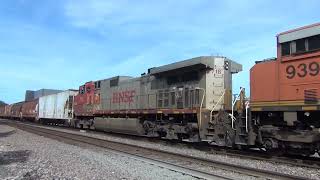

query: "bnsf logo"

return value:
[112, 90, 136, 103]
[286, 62, 319, 79]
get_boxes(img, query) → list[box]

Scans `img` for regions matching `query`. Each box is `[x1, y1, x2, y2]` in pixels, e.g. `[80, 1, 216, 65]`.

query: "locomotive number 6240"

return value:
[286, 62, 319, 79]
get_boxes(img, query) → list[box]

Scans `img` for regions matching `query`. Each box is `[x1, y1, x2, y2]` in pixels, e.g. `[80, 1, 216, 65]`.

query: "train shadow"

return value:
[0, 150, 31, 165]
[0, 130, 16, 138]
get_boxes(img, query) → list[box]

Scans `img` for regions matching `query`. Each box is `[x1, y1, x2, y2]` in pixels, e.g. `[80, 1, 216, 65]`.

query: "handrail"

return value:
[245, 101, 250, 133]
[195, 87, 205, 130]
[231, 87, 244, 130]
[209, 89, 226, 123]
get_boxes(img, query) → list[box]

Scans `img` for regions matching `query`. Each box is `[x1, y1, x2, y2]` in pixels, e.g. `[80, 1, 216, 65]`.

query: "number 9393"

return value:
[286, 62, 319, 79]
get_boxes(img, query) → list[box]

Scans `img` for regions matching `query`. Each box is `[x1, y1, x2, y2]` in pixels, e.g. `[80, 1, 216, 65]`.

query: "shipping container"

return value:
[25, 90, 35, 101]
[21, 99, 39, 121]
[38, 90, 78, 124]
[34, 89, 63, 99]
[25, 89, 62, 101]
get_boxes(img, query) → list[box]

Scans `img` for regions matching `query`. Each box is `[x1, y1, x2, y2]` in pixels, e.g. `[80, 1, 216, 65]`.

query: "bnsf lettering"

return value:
[112, 90, 136, 103]
[286, 62, 319, 79]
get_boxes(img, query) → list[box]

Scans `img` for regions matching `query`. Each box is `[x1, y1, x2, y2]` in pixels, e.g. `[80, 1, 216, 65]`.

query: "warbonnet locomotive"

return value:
[1, 23, 320, 155]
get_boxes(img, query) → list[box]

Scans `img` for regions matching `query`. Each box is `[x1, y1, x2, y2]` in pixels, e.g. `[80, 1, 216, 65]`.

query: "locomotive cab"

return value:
[251, 23, 320, 154]
[72, 81, 101, 128]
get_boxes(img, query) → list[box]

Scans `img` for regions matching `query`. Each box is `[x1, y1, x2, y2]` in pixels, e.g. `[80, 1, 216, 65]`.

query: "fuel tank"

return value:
[94, 117, 145, 135]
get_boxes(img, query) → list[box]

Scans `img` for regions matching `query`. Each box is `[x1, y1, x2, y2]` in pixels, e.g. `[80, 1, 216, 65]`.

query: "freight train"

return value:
[1, 23, 320, 156]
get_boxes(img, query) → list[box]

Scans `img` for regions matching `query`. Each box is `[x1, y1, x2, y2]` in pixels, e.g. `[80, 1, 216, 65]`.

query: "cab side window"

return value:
[281, 42, 290, 56]
[309, 35, 320, 51]
[281, 34, 320, 56]
[79, 86, 85, 94]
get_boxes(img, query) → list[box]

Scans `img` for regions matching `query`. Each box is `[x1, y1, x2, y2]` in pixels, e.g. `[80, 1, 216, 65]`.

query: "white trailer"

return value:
[38, 90, 78, 125]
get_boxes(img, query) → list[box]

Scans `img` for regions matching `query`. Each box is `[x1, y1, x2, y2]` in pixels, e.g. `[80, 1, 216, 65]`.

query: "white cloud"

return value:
[64, 0, 122, 28]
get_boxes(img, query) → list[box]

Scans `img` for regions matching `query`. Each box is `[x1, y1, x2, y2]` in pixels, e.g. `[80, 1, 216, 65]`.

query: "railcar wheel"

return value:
[263, 138, 278, 150]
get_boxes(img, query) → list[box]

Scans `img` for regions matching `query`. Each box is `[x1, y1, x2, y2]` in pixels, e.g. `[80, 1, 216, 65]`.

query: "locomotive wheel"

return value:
[262, 138, 285, 156]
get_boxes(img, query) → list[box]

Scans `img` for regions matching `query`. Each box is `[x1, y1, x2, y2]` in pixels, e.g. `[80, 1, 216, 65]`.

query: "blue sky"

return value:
[0, 0, 319, 103]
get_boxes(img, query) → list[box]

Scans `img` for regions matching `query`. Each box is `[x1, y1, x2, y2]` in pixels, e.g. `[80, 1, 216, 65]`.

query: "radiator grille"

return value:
[304, 89, 318, 104]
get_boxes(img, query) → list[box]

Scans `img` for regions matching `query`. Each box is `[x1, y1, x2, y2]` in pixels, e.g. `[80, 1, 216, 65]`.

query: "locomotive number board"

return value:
[286, 62, 319, 79]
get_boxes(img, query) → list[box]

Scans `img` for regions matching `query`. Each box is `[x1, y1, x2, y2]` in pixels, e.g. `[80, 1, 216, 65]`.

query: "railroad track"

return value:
[17, 119, 320, 169]
[207, 147, 320, 170]
[2, 120, 310, 180]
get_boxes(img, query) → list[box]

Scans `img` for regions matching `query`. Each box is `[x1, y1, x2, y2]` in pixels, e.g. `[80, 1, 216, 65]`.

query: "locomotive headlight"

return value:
[224, 61, 229, 70]
[304, 112, 310, 117]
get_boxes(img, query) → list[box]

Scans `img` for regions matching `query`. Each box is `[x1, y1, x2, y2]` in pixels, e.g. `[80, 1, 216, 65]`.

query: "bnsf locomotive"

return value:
[1, 23, 319, 155]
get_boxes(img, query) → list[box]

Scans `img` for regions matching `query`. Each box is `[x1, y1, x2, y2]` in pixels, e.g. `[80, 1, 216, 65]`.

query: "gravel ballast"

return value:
[0, 124, 199, 180]
[1, 119, 320, 179]
[10, 120, 319, 180]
